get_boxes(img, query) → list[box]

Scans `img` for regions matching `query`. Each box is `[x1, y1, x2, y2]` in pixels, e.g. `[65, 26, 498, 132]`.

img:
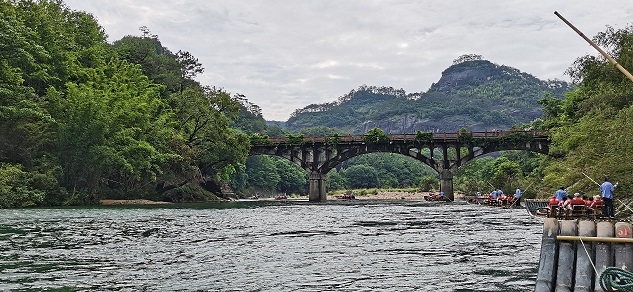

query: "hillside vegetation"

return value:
[286, 55, 570, 134]
[0, 1, 252, 207]
[537, 25, 633, 198]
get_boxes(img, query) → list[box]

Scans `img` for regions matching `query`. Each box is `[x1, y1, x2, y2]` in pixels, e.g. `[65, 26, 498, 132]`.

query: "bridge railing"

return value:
[253, 130, 549, 145]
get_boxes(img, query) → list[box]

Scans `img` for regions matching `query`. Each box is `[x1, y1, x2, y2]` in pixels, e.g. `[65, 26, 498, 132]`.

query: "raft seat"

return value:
[569, 205, 588, 219]
[589, 207, 603, 219]
[548, 205, 560, 218]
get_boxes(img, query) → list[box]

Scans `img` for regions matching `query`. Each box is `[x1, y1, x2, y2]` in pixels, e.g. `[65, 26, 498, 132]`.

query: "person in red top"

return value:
[592, 195, 604, 208]
[585, 196, 594, 207]
[570, 193, 586, 206]
[560, 196, 573, 210]
[549, 195, 559, 206]
[588, 195, 604, 217]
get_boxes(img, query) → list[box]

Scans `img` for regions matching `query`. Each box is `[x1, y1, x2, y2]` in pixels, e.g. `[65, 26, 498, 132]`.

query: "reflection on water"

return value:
[0, 201, 542, 291]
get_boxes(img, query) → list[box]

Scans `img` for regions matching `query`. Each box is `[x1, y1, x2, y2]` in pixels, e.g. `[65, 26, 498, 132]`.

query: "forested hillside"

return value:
[286, 55, 570, 134]
[536, 25, 633, 198]
[0, 1, 253, 207]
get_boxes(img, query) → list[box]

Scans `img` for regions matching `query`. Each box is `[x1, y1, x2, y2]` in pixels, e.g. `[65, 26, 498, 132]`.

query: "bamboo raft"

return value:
[535, 218, 633, 291]
[524, 198, 633, 220]
[465, 195, 521, 208]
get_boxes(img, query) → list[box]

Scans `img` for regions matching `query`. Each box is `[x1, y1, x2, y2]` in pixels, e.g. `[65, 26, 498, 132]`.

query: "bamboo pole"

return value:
[535, 218, 559, 291]
[556, 221, 577, 291]
[595, 221, 614, 291]
[555, 11, 633, 83]
[557, 235, 633, 243]
[574, 220, 596, 291]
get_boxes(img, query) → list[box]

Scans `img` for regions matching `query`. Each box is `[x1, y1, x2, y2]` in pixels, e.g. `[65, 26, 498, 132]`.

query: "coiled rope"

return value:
[600, 267, 633, 291]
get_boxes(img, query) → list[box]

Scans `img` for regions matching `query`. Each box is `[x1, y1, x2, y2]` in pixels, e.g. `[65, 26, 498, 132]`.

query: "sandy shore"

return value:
[327, 191, 432, 201]
[100, 199, 173, 205]
[99, 191, 460, 205]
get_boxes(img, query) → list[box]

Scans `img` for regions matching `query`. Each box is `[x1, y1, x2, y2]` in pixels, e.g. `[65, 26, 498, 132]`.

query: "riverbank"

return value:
[329, 191, 429, 200]
[99, 199, 173, 205]
[332, 190, 466, 201]
[99, 191, 464, 205]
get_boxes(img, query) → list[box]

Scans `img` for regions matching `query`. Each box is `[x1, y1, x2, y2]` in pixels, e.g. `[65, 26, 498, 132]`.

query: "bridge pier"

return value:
[439, 169, 454, 201]
[309, 172, 327, 202]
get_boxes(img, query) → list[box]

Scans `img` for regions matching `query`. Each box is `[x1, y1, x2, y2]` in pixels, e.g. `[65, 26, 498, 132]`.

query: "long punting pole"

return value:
[555, 11, 633, 83]
[557, 235, 633, 243]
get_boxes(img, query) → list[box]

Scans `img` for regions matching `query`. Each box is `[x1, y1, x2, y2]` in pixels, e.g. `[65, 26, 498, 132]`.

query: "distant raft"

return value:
[424, 193, 450, 202]
[464, 194, 521, 208]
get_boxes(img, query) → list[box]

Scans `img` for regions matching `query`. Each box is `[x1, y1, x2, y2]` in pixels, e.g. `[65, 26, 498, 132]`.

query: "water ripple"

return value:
[0, 202, 542, 291]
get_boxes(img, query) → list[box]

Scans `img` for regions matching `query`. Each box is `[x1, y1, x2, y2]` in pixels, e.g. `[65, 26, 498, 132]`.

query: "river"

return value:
[0, 200, 543, 291]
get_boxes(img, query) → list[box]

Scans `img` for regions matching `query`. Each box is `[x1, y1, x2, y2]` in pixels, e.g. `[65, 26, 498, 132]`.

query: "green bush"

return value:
[364, 128, 389, 143]
[0, 163, 45, 208]
[415, 131, 433, 143]
[418, 176, 438, 192]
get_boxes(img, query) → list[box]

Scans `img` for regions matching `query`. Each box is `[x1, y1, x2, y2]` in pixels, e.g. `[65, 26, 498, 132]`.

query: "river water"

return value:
[0, 200, 543, 291]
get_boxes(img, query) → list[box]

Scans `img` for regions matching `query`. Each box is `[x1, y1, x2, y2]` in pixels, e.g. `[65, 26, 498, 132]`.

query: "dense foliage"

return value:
[0, 0, 251, 206]
[537, 25, 633, 198]
[454, 152, 543, 198]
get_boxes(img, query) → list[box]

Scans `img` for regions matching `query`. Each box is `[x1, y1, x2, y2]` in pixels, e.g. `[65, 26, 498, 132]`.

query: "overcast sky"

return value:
[63, 1, 633, 121]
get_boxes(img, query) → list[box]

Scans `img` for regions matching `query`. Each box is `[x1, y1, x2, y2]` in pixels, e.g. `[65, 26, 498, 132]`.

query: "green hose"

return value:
[600, 267, 633, 291]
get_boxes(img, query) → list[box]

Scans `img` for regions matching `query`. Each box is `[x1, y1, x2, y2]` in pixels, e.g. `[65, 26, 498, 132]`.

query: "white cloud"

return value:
[312, 60, 339, 69]
[64, 0, 633, 121]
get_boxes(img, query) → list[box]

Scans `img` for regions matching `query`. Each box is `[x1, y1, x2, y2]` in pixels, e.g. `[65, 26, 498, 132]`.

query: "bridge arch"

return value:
[249, 131, 551, 201]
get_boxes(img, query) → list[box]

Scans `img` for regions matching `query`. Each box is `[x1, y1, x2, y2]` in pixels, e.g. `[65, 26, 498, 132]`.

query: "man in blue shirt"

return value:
[555, 187, 568, 202]
[600, 177, 615, 218]
[515, 188, 522, 206]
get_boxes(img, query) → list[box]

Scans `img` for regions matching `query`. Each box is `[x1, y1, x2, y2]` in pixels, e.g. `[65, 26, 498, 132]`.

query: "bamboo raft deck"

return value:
[524, 198, 633, 220]
[464, 195, 522, 208]
[535, 218, 633, 291]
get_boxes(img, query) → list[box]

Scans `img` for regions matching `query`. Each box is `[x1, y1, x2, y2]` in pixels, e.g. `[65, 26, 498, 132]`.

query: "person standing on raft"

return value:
[514, 188, 522, 207]
[600, 177, 615, 218]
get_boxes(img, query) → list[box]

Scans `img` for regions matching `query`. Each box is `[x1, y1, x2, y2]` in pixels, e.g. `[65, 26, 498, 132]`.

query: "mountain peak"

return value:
[429, 58, 539, 93]
[285, 56, 571, 133]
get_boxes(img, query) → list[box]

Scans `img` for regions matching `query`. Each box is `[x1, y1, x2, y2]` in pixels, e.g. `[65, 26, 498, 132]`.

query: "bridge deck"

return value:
[255, 130, 549, 144]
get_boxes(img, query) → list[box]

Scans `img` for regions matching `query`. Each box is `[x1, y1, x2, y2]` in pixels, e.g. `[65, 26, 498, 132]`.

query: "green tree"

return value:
[454, 157, 496, 194]
[418, 176, 439, 192]
[364, 127, 389, 143]
[375, 169, 398, 188]
[0, 163, 45, 208]
[491, 158, 523, 192]
[47, 60, 180, 201]
[0, 0, 112, 206]
[112, 33, 181, 95]
[326, 169, 347, 190]
[231, 94, 268, 134]
[245, 156, 280, 192]
[348, 153, 435, 187]
[274, 159, 308, 195]
[342, 165, 379, 189]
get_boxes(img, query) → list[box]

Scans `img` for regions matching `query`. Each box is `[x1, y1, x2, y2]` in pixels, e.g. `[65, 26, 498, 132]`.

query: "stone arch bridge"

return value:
[249, 130, 550, 201]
